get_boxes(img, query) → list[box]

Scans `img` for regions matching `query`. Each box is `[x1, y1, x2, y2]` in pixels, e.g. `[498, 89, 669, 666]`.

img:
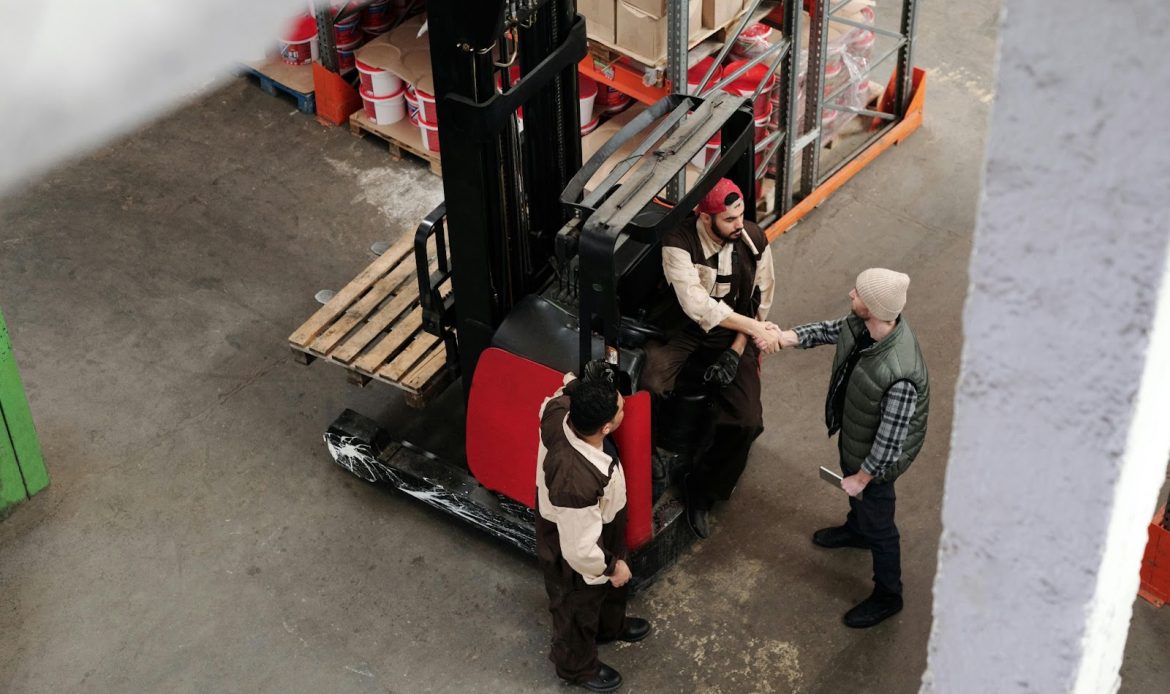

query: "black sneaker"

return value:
[579, 663, 622, 692]
[812, 525, 869, 549]
[843, 591, 903, 628]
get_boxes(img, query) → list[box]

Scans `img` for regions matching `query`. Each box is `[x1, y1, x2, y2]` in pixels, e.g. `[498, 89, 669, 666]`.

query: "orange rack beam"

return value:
[579, 55, 668, 106]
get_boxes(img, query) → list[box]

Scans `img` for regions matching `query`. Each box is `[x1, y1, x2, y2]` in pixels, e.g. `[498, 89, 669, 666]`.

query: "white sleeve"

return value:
[755, 245, 775, 321]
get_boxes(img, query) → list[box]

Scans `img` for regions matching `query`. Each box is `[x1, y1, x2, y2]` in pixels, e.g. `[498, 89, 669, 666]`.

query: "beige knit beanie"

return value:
[855, 268, 910, 321]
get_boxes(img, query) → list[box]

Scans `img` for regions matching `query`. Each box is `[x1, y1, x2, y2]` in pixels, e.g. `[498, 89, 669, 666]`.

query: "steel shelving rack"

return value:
[581, 0, 924, 236]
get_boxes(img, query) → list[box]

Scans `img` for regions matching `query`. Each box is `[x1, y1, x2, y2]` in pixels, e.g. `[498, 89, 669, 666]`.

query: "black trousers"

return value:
[643, 330, 764, 503]
[541, 569, 628, 682]
[536, 512, 629, 683]
[840, 458, 902, 596]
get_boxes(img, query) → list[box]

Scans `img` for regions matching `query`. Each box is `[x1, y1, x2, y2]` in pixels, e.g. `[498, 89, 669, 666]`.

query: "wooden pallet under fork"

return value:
[288, 235, 452, 407]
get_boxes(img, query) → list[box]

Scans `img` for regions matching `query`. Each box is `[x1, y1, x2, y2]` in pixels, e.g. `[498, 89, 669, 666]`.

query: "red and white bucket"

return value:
[363, 0, 392, 28]
[580, 113, 601, 137]
[732, 23, 773, 60]
[405, 85, 419, 123]
[279, 15, 319, 66]
[599, 84, 632, 115]
[687, 57, 723, 95]
[417, 117, 440, 152]
[848, 30, 875, 61]
[690, 131, 721, 169]
[361, 84, 406, 124]
[415, 76, 438, 123]
[336, 39, 363, 74]
[356, 59, 403, 97]
[334, 9, 362, 45]
[579, 76, 598, 128]
[754, 105, 772, 144]
[823, 59, 849, 96]
[724, 60, 777, 119]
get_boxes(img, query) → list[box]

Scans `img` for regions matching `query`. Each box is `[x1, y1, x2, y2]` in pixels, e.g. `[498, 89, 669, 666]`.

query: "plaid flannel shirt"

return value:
[793, 317, 919, 480]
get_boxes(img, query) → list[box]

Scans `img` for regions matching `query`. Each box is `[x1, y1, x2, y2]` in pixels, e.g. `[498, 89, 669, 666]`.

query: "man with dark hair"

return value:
[643, 178, 780, 538]
[775, 268, 930, 628]
[536, 362, 651, 692]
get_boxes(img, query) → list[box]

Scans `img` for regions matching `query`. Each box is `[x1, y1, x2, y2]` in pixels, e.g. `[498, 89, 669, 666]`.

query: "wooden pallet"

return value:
[348, 110, 442, 176]
[288, 235, 453, 406]
[242, 59, 316, 115]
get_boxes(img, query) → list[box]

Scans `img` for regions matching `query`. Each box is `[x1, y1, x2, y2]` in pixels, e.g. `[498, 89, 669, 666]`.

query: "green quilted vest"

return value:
[827, 315, 930, 482]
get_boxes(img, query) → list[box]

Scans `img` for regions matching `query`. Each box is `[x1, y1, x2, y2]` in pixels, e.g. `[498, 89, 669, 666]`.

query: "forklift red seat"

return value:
[467, 347, 654, 551]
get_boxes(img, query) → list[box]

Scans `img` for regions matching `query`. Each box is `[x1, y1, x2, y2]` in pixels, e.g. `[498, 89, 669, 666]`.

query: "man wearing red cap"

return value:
[642, 177, 779, 538]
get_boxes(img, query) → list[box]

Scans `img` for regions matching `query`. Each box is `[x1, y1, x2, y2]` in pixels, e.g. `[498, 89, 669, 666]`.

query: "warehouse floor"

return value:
[1, 2, 1168, 692]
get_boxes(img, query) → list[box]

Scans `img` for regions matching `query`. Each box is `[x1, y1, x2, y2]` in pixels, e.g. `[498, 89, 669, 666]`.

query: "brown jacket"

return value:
[535, 375, 627, 585]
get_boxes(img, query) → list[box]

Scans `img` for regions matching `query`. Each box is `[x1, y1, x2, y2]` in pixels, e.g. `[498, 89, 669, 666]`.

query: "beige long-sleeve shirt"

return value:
[661, 219, 775, 332]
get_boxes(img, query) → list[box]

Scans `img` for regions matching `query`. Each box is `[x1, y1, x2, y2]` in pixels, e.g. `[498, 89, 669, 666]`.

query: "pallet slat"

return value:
[402, 344, 449, 390]
[310, 258, 419, 355]
[332, 285, 420, 364]
[379, 332, 440, 381]
[288, 234, 414, 347]
[353, 308, 424, 373]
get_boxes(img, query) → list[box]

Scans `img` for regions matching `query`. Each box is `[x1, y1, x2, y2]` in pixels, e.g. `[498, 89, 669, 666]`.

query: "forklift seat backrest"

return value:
[467, 347, 654, 550]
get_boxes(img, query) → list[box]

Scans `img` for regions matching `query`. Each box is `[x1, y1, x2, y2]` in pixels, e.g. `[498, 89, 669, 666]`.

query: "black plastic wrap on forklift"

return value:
[491, 295, 644, 392]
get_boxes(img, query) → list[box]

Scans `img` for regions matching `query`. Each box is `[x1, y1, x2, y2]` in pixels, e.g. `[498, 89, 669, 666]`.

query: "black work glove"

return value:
[567, 359, 615, 395]
[582, 359, 616, 385]
[703, 349, 741, 388]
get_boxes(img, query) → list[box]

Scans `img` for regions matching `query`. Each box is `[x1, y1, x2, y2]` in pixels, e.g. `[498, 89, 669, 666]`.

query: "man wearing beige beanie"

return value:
[773, 268, 930, 628]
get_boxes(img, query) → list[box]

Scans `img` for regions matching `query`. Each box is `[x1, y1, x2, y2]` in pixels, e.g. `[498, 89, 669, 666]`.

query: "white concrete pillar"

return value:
[921, 2, 1170, 693]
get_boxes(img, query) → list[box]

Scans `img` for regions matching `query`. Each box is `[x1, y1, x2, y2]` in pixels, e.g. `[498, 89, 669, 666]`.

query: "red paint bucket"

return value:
[724, 60, 776, 118]
[687, 57, 723, 95]
[732, 23, 773, 60]
[579, 112, 601, 137]
[280, 15, 318, 66]
[363, 0, 391, 28]
[357, 59, 403, 97]
[334, 10, 362, 45]
[417, 117, 440, 152]
[361, 84, 406, 124]
[579, 76, 598, 127]
[599, 85, 632, 115]
[415, 76, 438, 123]
[336, 39, 362, 74]
[405, 85, 419, 124]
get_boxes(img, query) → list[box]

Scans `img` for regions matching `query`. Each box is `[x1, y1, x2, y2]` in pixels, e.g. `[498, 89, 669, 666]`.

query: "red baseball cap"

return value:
[697, 178, 744, 215]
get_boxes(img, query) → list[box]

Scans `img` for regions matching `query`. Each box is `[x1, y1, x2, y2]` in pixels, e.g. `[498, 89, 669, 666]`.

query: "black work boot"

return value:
[597, 617, 652, 645]
[843, 590, 903, 628]
[579, 663, 623, 692]
[812, 525, 869, 549]
[683, 474, 710, 539]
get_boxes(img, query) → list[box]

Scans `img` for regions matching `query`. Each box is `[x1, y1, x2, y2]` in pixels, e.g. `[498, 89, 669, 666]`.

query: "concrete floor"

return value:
[1, 1, 1167, 692]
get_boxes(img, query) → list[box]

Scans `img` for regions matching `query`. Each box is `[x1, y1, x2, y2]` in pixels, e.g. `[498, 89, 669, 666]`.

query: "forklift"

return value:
[290, 0, 788, 587]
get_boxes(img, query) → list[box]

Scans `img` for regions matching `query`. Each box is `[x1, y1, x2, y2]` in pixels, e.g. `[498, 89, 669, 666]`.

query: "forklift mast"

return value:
[426, 0, 586, 391]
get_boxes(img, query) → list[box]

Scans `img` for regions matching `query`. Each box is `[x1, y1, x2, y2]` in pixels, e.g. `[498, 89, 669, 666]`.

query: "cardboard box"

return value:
[616, 0, 703, 62]
[703, 0, 743, 29]
[625, 0, 666, 16]
[580, 0, 617, 44]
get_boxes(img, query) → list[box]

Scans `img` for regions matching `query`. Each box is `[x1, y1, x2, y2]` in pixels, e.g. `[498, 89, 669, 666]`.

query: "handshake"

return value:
[750, 321, 799, 354]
